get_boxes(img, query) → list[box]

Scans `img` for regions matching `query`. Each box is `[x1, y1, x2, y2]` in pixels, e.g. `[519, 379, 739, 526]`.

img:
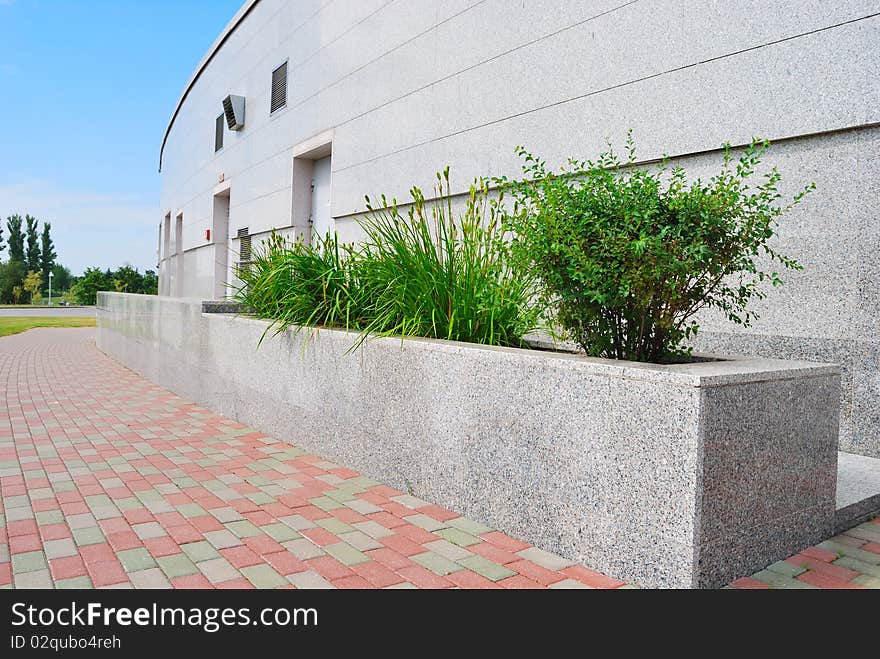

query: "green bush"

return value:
[0, 260, 27, 304]
[71, 267, 112, 305]
[69, 266, 158, 304]
[233, 169, 541, 349]
[498, 136, 814, 363]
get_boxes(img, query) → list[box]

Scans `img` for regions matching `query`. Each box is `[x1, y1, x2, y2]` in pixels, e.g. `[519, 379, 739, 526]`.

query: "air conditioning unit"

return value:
[222, 95, 246, 131]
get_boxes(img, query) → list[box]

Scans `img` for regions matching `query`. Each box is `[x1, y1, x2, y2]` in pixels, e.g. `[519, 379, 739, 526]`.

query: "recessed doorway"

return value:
[212, 189, 231, 299]
[310, 155, 332, 242]
[291, 130, 333, 247]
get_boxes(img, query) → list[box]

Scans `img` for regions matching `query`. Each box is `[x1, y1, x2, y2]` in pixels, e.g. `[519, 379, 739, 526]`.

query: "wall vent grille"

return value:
[237, 227, 252, 272]
[223, 95, 246, 131]
[270, 62, 288, 114]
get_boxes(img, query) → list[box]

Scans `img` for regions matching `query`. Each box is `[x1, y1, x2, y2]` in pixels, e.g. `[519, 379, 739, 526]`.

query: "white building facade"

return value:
[157, 0, 879, 457]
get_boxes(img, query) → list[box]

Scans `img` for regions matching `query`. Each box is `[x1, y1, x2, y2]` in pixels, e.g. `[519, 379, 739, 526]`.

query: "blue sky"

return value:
[0, 0, 242, 274]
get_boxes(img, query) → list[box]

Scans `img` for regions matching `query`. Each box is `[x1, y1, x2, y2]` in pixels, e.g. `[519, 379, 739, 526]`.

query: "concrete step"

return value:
[836, 451, 880, 534]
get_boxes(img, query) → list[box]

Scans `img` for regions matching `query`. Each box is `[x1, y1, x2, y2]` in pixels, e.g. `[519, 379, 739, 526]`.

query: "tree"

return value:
[6, 215, 25, 262]
[23, 271, 42, 304]
[0, 260, 27, 304]
[142, 270, 159, 295]
[112, 264, 142, 293]
[25, 215, 40, 272]
[60, 264, 160, 305]
[70, 267, 112, 305]
[40, 223, 57, 293]
[50, 264, 72, 292]
[0, 220, 4, 256]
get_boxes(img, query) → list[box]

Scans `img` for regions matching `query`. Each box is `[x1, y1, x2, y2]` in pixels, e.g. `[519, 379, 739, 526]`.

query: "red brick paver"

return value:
[0, 328, 626, 590]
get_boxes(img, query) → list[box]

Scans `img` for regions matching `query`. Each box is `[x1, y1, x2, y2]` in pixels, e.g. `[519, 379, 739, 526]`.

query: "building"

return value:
[156, 0, 878, 457]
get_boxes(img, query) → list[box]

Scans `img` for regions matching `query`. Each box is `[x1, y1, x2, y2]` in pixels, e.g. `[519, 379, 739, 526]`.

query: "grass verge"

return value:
[0, 317, 96, 338]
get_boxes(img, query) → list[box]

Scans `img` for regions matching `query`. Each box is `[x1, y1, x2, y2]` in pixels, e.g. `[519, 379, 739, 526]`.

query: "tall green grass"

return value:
[233, 232, 365, 341]
[356, 170, 539, 346]
[233, 169, 541, 349]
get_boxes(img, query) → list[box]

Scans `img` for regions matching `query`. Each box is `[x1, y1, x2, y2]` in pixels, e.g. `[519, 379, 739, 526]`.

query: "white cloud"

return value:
[0, 179, 158, 275]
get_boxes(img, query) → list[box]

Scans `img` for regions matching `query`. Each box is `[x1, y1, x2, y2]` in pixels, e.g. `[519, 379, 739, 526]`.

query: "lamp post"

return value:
[48, 271, 53, 307]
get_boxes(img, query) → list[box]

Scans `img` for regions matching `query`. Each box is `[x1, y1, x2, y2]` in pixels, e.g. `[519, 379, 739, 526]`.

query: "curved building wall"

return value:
[157, 0, 879, 456]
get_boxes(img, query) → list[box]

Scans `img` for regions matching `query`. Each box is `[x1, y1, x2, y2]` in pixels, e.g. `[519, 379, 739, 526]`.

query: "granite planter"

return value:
[97, 292, 840, 588]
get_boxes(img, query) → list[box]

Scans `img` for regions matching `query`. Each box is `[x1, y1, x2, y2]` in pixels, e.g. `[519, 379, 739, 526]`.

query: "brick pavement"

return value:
[732, 519, 880, 589]
[0, 328, 625, 589]
[2, 328, 877, 589]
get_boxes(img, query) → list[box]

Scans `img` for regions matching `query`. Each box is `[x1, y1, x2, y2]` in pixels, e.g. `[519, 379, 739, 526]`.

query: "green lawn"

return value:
[0, 317, 96, 338]
[0, 304, 91, 308]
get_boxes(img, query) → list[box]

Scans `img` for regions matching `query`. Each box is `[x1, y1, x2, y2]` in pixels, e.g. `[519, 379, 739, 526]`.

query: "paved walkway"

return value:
[731, 520, 880, 589]
[0, 328, 624, 589]
[2, 329, 877, 589]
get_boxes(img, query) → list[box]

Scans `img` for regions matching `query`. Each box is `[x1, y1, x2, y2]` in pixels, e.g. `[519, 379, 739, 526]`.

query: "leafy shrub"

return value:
[234, 169, 541, 349]
[70, 265, 157, 304]
[71, 267, 112, 305]
[23, 271, 42, 303]
[498, 136, 813, 363]
[0, 260, 27, 304]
